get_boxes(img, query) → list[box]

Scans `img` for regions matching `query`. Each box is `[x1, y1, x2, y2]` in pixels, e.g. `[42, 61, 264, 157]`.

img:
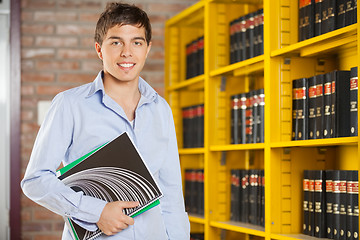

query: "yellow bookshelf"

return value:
[165, 1, 360, 240]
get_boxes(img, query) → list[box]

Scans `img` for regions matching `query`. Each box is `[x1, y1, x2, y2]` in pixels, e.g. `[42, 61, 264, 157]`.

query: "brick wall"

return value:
[20, 0, 197, 239]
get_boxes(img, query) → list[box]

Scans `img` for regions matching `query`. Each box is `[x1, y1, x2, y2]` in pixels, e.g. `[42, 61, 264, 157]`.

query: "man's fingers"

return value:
[119, 200, 139, 209]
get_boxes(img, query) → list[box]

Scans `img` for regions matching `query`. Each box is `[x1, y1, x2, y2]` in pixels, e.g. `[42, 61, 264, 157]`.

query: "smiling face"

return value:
[95, 24, 151, 84]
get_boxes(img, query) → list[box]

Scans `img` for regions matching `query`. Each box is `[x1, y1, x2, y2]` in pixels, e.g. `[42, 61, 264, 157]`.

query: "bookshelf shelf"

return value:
[165, 1, 359, 240]
[210, 143, 265, 151]
[210, 221, 265, 237]
[270, 137, 359, 148]
[271, 24, 357, 57]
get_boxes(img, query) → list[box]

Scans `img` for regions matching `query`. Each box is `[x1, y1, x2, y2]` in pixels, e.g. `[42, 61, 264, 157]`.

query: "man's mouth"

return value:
[118, 63, 135, 68]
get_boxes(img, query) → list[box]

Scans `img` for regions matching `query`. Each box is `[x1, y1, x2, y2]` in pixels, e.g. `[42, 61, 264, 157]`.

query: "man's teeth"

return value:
[119, 63, 134, 67]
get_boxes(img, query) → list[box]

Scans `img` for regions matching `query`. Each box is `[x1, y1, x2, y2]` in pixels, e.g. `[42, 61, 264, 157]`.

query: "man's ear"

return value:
[146, 41, 152, 58]
[95, 42, 103, 60]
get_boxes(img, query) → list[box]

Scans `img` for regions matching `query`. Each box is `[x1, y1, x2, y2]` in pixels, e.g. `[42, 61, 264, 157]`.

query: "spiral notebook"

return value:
[57, 132, 163, 240]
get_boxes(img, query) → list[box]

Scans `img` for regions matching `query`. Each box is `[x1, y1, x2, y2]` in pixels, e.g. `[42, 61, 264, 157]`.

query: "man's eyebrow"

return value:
[107, 36, 146, 41]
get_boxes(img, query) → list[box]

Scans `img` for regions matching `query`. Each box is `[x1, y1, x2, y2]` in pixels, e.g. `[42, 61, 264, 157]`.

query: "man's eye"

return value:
[134, 41, 142, 46]
[112, 42, 121, 46]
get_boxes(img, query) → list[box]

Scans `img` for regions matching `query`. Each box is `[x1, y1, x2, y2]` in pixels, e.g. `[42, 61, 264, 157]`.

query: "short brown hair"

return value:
[94, 2, 152, 46]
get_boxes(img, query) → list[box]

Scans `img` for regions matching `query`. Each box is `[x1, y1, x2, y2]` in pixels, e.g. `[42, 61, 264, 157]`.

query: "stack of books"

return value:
[182, 104, 204, 148]
[303, 170, 359, 239]
[184, 169, 204, 216]
[292, 67, 358, 140]
[299, 0, 357, 41]
[229, 9, 264, 64]
[186, 36, 204, 79]
[230, 89, 265, 144]
[230, 169, 265, 227]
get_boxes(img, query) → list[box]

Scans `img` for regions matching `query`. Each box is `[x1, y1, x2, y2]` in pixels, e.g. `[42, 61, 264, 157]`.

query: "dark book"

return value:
[190, 169, 198, 214]
[248, 169, 259, 225]
[304, 0, 315, 39]
[308, 76, 317, 139]
[351, 171, 359, 240]
[230, 169, 240, 221]
[353, 0, 357, 24]
[57, 132, 163, 240]
[303, 170, 310, 235]
[245, 91, 254, 143]
[240, 170, 249, 223]
[240, 93, 247, 144]
[186, 43, 191, 79]
[333, 170, 342, 240]
[315, 0, 323, 36]
[230, 19, 236, 64]
[253, 10, 260, 57]
[327, 0, 337, 32]
[308, 170, 316, 236]
[257, 89, 265, 143]
[231, 94, 240, 144]
[258, 9, 264, 55]
[240, 16, 247, 61]
[333, 70, 351, 137]
[345, 0, 355, 26]
[198, 37, 204, 76]
[197, 169, 204, 216]
[182, 107, 189, 148]
[260, 170, 265, 227]
[314, 170, 326, 238]
[323, 72, 332, 138]
[295, 78, 309, 140]
[293, 79, 299, 140]
[245, 13, 255, 59]
[196, 104, 204, 147]
[299, 0, 305, 41]
[350, 67, 358, 136]
[235, 17, 243, 62]
[326, 170, 334, 239]
[339, 171, 347, 240]
[252, 91, 259, 144]
[184, 169, 192, 213]
[346, 170, 358, 240]
[322, 0, 330, 34]
[315, 74, 324, 139]
[337, 0, 347, 29]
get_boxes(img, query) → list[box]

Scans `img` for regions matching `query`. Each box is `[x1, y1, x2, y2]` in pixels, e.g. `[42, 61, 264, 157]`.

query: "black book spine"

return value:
[333, 170, 342, 240]
[352, 171, 359, 240]
[198, 169, 204, 216]
[350, 67, 358, 136]
[297, 78, 309, 140]
[231, 95, 240, 144]
[200, 104, 204, 147]
[309, 170, 316, 236]
[240, 16, 247, 61]
[198, 37, 204, 75]
[331, 71, 336, 138]
[308, 76, 317, 139]
[235, 18, 242, 63]
[186, 43, 191, 79]
[322, 0, 330, 34]
[253, 10, 259, 57]
[258, 9, 264, 55]
[327, 0, 337, 32]
[346, 170, 356, 240]
[314, 170, 327, 238]
[246, 92, 254, 143]
[190, 169, 198, 214]
[293, 79, 299, 140]
[324, 73, 332, 138]
[315, 74, 324, 139]
[338, 0, 347, 29]
[315, 0, 323, 36]
[248, 169, 259, 225]
[260, 170, 265, 227]
[230, 169, 236, 221]
[182, 107, 188, 148]
[300, 0, 305, 41]
[335, 70, 351, 137]
[339, 171, 347, 240]
[252, 91, 259, 144]
[326, 170, 334, 239]
[353, 0, 357, 24]
[246, 13, 255, 59]
[240, 93, 247, 144]
[303, 170, 310, 235]
[305, 0, 315, 39]
[185, 169, 191, 213]
[345, 0, 354, 26]
[241, 170, 249, 223]
[257, 89, 265, 143]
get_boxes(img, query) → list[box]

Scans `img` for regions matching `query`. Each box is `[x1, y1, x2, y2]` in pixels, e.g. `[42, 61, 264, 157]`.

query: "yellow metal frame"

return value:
[165, 1, 360, 240]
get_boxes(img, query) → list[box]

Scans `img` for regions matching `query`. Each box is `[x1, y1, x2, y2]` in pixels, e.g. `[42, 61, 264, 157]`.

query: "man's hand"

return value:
[97, 201, 139, 236]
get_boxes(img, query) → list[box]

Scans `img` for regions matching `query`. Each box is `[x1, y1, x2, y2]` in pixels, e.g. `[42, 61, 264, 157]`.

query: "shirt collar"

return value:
[86, 71, 159, 104]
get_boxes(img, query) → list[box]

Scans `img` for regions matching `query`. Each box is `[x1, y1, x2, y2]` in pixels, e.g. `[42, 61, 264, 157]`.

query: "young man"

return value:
[21, 2, 190, 239]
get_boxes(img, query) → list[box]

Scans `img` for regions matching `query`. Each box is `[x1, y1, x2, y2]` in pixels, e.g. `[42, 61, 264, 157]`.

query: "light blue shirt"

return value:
[21, 71, 190, 240]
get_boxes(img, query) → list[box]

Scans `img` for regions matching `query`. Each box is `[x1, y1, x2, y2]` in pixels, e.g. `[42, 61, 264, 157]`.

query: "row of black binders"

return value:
[303, 170, 359, 240]
[299, 0, 357, 41]
[230, 169, 264, 227]
[229, 9, 264, 64]
[190, 233, 204, 240]
[186, 36, 204, 79]
[182, 104, 204, 148]
[184, 169, 204, 216]
[230, 89, 265, 144]
[292, 67, 358, 141]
